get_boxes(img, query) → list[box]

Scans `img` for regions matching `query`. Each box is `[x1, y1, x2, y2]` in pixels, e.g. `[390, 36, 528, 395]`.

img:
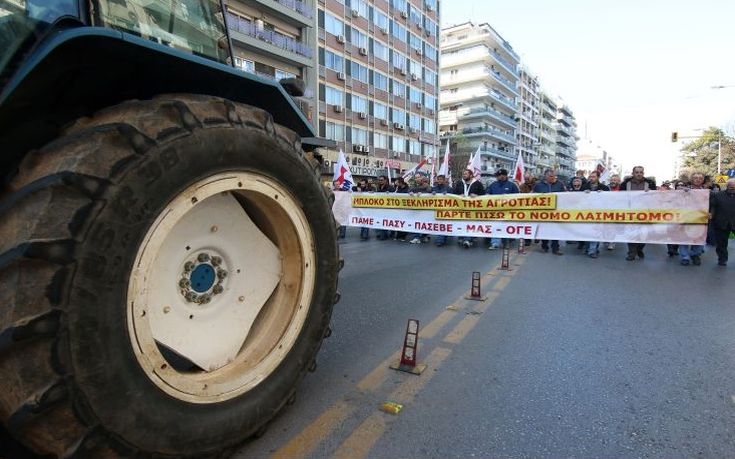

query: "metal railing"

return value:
[227, 14, 313, 59]
[461, 106, 517, 126]
[274, 0, 314, 18]
[460, 126, 516, 144]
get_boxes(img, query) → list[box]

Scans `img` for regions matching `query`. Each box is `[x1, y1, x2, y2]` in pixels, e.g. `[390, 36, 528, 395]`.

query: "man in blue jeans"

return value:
[486, 169, 519, 250]
[679, 172, 707, 265]
[533, 169, 567, 255]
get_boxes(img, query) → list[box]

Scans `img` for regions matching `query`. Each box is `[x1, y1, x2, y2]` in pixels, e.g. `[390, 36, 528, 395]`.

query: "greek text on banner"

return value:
[332, 190, 710, 245]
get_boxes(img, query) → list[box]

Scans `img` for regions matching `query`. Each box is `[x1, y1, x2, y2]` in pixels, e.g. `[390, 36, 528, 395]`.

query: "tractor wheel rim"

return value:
[127, 172, 316, 403]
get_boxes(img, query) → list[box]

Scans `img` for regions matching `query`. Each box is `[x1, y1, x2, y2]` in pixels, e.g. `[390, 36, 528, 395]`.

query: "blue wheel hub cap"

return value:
[190, 264, 216, 293]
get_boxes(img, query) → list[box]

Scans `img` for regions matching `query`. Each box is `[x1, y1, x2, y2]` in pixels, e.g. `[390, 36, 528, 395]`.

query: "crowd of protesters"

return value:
[334, 167, 735, 267]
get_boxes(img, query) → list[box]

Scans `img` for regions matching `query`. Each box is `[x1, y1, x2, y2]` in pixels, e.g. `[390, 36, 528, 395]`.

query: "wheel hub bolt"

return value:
[211, 256, 222, 267]
[184, 261, 195, 272]
[199, 294, 212, 304]
[217, 269, 228, 279]
[197, 253, 210, 263]
[185, 292, 198, 302]
[212, 285, 224, 294]
[179, 278, 191, 288]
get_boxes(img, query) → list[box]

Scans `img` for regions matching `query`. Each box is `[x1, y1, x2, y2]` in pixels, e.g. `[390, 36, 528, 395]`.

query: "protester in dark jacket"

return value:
[581, 171, 609, 257]
[486, 169, 519, 249]
[533, 169, 566, 254]
[620, 166, 656, 260]
[432, 175, 452, 246]
[710, 178, 735, 266]
[533, 170, 567, 193]
[453, 169, 485, 248]
[431, 175, 452, 194]
[452, 169, 485, 196]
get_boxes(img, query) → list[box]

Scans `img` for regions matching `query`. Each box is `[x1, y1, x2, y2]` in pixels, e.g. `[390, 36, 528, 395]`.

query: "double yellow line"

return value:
[272, 252, 528, 459]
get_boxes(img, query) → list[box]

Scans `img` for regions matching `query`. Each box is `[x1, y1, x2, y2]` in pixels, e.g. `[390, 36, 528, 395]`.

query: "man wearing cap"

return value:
[486, 169, 519, 250]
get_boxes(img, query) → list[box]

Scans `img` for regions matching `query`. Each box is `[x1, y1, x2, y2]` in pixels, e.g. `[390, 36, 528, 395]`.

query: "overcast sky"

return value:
[441, 0, 735, 179]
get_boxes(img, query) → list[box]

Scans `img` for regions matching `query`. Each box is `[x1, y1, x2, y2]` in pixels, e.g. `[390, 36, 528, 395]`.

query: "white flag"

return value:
[468, 145, 482, 179]
[438, 142, 451, 186]
[332, 150, 354, 191]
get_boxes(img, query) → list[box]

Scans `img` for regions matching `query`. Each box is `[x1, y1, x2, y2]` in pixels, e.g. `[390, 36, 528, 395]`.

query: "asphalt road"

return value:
[235, 232, 735, 459]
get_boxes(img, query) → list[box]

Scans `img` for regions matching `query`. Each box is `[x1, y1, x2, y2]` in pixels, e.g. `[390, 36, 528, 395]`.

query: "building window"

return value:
[352, 0, 368, 18]
[424, 69, 437, 86]
[351, 27, 368, 48]
[424, 118, 436, 134]
[409, 59, 421, 77]
[373, 102, 388, 120]
[373, 9, 389, 30]
[234, 57, 254, 72]
[392, 79, 405, 98]
[325, 13, 344, 36]
[373, 39, 389, 62]
[425, 0, 436, 12]
[408, 5, 422, 25]
[326, 122, 344, 141]
[352, 94, 368, 113]
[352, 127, 368, 145]
[425, 144, 436, 158]
[409, 33, 422, 53]
[350, 61, 368, 83]
[392, 135, 406, 152]
[409, 140, 421, 155]
[409, 113, 420, 130]
[392, 108, 406, 124]
[275, 69, 296, 80]
[391, 0, 407, 13]
[374, 132, 389, 149]
[374, 71, 389, 91]
[324, 49, 344, 72]
[409, 87, 422, 103]
[326, 86, 344, 106]
[424, 94, 437, 110]
[424, 43, 437, 61]
[391, 20, 407, 43]
[392, 51, 407, 71]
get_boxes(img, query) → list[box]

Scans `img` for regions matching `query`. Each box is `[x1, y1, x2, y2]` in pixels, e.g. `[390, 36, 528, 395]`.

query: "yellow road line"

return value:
[332, 347, 452, 459]
[421, 309, 457, 339]
[273, 252, 528, 459]
[356, 350, 401, 391]
[271, 400, 354, 459]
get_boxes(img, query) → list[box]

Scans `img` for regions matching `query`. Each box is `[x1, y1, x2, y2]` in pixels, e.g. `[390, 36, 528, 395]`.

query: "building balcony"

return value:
[227, 13, 313, 64]
[478, 146, 516, 162]
[440, 86, 518, 111]
[247, 0, 314, 27]
[458, 126, 516, 144]
[458, 106, 517, 129]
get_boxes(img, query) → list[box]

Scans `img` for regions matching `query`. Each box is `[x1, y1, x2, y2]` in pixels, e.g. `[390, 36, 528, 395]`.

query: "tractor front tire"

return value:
[0, 95, 338, 457]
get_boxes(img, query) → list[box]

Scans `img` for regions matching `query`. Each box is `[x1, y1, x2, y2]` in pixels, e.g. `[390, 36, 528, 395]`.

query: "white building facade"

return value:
[439, 22, 520, 179]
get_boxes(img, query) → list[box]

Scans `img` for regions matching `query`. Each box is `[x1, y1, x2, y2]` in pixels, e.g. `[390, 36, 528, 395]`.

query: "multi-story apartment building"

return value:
[439, 22, 520, 180]
[224, 0, 441, 181]
[537, 91, 557, 175]
[315, 0, 441, 179]
[225, 0, 318, 122]
[555, 103, 578, 179]
[517, 66, 540, 174]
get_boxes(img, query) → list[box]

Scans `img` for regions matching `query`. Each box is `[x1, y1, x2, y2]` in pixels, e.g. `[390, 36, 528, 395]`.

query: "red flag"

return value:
[512, 150, 525, 182]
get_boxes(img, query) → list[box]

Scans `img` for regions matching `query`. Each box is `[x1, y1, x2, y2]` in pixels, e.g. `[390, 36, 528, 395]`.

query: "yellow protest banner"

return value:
[715, 175, 728, 186]
[351, 194, 556, 211]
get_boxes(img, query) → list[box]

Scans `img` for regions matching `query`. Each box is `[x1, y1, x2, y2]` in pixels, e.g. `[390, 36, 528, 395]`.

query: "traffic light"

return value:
[671, 132, 678, 142]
